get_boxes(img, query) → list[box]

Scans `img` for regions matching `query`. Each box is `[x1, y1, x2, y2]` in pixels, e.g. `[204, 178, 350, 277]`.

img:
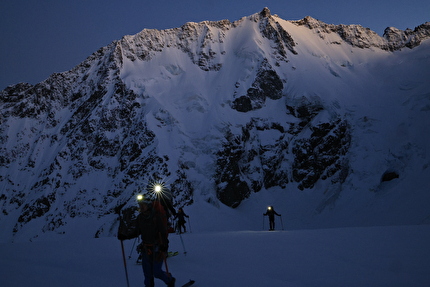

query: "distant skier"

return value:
[175, 207, 189, 234]
[263, 206, 281, 231]
[118, 196, 176, 287]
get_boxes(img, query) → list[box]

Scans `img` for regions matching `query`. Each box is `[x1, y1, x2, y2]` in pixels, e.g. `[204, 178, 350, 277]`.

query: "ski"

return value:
[181, 279, 195, 287]
[168, 251, 179, 257]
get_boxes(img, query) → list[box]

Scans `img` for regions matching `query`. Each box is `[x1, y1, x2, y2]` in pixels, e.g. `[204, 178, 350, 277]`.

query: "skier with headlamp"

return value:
[118, 194, 176, 287]
[263, 206, 281, 231]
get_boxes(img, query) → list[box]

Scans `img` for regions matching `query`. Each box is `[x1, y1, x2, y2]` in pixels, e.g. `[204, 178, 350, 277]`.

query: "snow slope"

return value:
[2, 185, 430, 286]
[1, 225, 429, 286]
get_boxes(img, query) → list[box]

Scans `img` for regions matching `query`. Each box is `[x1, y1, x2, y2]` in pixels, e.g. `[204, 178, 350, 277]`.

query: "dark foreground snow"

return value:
[1, 225, 430, 287]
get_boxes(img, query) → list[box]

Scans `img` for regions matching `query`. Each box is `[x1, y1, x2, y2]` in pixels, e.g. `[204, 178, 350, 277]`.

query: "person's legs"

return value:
[269, 219, 275, 230]
[153, 252, 175, 285]
[141, 250, 155, 287]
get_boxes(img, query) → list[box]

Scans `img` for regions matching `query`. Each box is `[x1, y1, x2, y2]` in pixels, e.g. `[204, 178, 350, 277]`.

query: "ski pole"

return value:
[188, 217, 192, 233]
[280, 215, 284, 230]
[163, 251, 170, 277]
[179, 232, 187, 255]
[262, 215, 265, 230]
[128, 237, 137, 259]
[120, 240, 130, 287]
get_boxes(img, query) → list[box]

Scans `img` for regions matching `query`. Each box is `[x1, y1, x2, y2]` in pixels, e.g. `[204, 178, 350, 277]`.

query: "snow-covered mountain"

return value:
[1, 7, 430, 242]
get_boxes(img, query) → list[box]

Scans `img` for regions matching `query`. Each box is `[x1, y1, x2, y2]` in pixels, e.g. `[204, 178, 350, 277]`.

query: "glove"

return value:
[117, 233, 127, 240]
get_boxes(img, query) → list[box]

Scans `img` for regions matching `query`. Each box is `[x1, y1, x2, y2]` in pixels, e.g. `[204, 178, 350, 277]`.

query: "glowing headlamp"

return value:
[136, 194, 144, 201]
[154, 184, 162, 193]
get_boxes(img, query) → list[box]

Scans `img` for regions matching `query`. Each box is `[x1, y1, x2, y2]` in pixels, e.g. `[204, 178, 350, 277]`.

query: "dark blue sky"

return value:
[1, 0, 429, 90]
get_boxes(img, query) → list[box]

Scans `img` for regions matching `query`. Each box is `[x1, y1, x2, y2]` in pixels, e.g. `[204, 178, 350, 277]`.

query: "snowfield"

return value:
[1, 224, 429, 287]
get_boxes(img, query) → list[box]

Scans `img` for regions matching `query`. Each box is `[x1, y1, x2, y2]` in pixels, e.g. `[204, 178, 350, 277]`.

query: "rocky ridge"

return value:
[293, 15, 430, 51]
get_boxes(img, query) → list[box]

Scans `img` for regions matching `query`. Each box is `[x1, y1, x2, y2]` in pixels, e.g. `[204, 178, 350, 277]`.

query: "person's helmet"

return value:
[137, 194, 152, 205]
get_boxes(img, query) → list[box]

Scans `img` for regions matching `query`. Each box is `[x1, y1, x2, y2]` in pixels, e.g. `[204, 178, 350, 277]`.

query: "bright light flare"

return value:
[154, 184, 162, 193]
[150, 181, 168, 200]
[134, 179, 168, 205]
[268, 206, 272, 210]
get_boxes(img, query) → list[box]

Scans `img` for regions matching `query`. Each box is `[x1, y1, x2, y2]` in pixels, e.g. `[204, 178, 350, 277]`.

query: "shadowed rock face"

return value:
[232, 60, 284, 113]
[216, 98, 351, 208]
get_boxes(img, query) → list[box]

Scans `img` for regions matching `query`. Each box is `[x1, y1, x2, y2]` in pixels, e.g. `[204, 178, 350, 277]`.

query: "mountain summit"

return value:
[1, 8, 430, 242]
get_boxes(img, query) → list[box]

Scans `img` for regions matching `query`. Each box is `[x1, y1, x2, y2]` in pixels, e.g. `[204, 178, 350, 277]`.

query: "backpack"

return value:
[153, 200, 168, 230]
[138, 202, 168, 246]
[118, 206, 139, 239]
